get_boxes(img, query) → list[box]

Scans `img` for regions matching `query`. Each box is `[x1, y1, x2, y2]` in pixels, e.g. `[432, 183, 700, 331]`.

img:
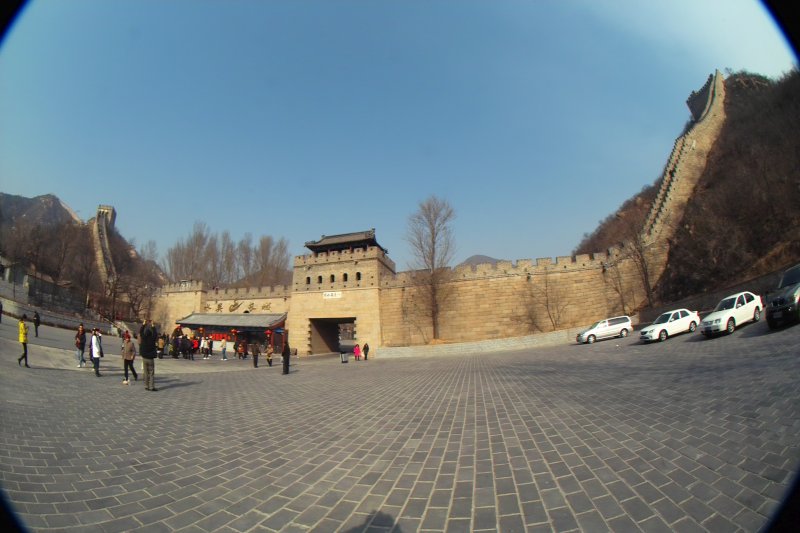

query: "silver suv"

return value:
[576, 316, 632, 344]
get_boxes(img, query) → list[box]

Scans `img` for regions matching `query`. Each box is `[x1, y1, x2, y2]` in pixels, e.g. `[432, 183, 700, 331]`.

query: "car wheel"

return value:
[689, 321, 697, 332]
[726, 318, 735, 334]
[658, 330, 668, 342]
[753, 307, 761, 322]
[587, 335, 596, 344]
[620, 328, 628, 338]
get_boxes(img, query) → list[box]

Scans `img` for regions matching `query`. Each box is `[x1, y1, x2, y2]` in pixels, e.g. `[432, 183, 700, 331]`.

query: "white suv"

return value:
[576, 316, 632, 344]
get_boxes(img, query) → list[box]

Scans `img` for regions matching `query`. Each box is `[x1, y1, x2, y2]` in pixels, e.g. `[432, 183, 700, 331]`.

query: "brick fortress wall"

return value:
[154, 72, 727, 352]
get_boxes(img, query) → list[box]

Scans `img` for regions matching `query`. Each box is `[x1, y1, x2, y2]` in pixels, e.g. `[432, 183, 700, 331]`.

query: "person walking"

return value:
[17, 314, 30, 368]
[75, 324, 87, 367]
[89, 328, 104, 376]
[220, 337, 228, 360]
[32, 310, 41, 337]
[140, 319, 158, 391]
[266, 344, 273, 367]
[121, 331, 138, 384]
[282, 340, 291, 375]
[200, 336, 208, 359]
[353, 343, 361, 361]
[0, 299, 3, 323]
[252, 343, 260, 368]
[363, 342, 370, 361]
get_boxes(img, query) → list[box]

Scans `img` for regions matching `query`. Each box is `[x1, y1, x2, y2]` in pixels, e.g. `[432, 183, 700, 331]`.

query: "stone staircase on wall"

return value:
[643, 70, 726, 245]
[92, 207, 117, 290]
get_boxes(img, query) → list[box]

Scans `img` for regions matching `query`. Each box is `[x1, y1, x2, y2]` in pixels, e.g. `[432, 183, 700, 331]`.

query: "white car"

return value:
[576, 316, 632, 344]
[700, 291, 763, 337]
[640, 308, 701, 342]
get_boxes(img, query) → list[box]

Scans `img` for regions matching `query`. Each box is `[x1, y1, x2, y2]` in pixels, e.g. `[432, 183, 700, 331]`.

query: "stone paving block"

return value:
[4, 331, 800, 532]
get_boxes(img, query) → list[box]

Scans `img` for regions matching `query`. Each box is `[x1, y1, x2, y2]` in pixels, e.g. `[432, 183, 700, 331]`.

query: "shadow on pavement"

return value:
[342, 510, 401, 533]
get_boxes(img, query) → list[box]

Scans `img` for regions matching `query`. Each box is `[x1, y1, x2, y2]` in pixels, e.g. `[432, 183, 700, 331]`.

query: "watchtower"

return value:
[286, 229, 395, 355]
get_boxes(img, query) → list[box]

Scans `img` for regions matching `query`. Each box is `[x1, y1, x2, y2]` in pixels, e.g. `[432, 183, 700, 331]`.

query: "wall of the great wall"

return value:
[378, 249, 648, 346]
[152, 72, 727, 353]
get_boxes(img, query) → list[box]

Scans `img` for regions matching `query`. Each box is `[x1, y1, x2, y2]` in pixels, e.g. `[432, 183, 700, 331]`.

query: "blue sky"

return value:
[1, 0, 795, 271]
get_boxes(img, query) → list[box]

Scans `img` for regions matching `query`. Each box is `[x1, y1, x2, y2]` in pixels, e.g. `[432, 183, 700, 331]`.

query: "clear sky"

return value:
[1, 0, 795, 271]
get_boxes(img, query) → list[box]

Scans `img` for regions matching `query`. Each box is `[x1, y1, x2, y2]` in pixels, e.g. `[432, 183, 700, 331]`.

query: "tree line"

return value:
[162, 221, 292, 288]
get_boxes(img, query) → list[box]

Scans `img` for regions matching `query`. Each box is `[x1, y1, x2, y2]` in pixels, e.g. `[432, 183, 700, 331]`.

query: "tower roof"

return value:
[304, 229, 387, 254]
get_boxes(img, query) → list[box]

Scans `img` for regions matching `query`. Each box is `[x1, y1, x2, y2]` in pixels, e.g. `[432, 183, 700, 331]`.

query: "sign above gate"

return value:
[323, 291, 342, 299]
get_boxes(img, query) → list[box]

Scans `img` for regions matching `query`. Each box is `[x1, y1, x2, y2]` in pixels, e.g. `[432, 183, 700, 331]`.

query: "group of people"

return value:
[352, 342, 370, 361]
[72, 319, 159, 390]
[15, 311, 293, 382]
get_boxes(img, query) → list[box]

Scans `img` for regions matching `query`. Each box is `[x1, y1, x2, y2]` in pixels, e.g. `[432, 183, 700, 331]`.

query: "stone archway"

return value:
[309, 317, 355, 354]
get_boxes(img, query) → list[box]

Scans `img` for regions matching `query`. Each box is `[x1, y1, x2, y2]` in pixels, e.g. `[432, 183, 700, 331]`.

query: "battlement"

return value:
[211, 285, 290, 299]
[97, 205, 116, 228]
[158, 280, 290, 299]
[295, 245, 396, 271]
[382, 248, 624, 287]
[159, 279, 205, 294]
[687, 73, 715, 122]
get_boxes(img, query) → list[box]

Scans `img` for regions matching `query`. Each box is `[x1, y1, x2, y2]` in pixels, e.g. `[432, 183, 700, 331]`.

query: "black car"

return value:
[766, 263, 800, 329]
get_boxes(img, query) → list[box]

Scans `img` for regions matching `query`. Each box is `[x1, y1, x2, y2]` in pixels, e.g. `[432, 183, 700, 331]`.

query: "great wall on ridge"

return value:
[144, 71, 728, 354]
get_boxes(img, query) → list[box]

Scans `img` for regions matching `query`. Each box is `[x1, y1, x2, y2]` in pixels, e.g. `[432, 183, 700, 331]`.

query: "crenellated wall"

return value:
[154, 72, 727, 354]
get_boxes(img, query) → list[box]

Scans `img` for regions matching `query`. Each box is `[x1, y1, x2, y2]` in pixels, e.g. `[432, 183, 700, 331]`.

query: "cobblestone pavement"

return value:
[1, 319, 799, 532]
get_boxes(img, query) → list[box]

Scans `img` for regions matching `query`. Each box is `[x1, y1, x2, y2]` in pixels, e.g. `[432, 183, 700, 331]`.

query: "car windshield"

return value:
[715, 297, 736, 311]
[588, 322, 600, 329]
[653, 313, 671, 324]
[779, 268, 800, 288]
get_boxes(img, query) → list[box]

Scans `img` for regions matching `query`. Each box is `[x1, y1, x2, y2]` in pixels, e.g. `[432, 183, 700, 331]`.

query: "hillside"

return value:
[574, 70, 800, 303]
[0, 193, 80, 228]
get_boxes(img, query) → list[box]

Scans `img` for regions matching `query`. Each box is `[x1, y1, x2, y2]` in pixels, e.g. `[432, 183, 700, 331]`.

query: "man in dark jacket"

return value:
[33, 311, 41, 337]
[282, 339, 291, 375]
[139, 319, 158, 391]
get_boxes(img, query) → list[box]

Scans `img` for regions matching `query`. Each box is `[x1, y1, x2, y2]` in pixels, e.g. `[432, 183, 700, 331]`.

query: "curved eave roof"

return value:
[304, 229, 387, 254]
[176, 313, 286, 331]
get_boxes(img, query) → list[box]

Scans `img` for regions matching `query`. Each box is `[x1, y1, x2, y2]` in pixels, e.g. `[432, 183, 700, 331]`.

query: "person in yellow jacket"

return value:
[18, 314, 30, 368]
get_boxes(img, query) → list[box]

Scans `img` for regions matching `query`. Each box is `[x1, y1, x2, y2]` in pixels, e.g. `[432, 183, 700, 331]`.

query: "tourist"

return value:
[33, 310, 41, 337]
[17, 314, 30, 368]
[266, 343, 273, 366]
[75, 324, 87, 367]
[121, 331, 138, 384]
[354, 343, 361, 361]
[220, 337, 228, 360]
[89, 328, 104, 377]
[282, 340, 291, 375]
[252, 343, 260, 368]
[363, 342, 370, 361]
[200, 336, 208, 359]
[140, 319, 158, 391]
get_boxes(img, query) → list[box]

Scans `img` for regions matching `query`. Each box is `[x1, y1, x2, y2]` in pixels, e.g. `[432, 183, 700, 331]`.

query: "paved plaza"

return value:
[1, 318, 799, 532]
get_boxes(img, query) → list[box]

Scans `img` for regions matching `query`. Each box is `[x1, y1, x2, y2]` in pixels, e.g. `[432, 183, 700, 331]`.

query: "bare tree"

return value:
[164, 221, 211, 282]
[523, 269, 572, 332]
[253, 236, 291, 286]
[406, 195, 456, 340]
[219, 231, 238, 285]
[616, 210, 656, 308]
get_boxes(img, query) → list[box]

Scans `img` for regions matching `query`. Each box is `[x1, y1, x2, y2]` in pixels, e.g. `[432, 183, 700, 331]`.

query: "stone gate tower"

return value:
[286, 230, 396, 355]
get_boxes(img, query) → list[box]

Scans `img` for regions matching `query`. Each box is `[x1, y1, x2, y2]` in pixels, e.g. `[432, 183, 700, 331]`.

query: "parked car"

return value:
[766, 263, 800, 329]
[576, 316, 632, 344]
[640, 308, 701, 342]
[700, 291, 763, 337]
